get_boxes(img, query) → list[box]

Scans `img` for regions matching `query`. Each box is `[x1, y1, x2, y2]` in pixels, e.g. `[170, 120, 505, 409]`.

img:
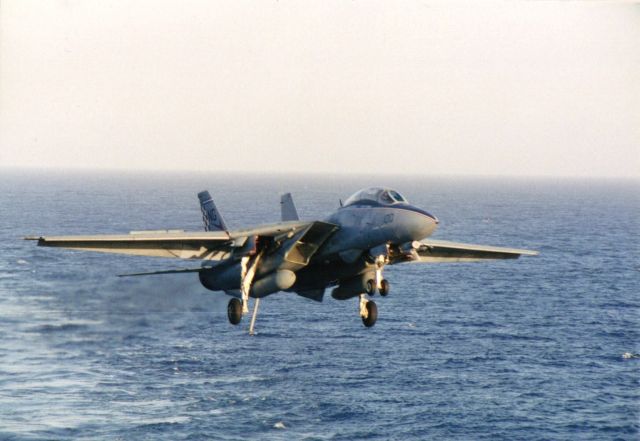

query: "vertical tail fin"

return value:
[280, 193, 300, 221]
[198, 191, 228, 231]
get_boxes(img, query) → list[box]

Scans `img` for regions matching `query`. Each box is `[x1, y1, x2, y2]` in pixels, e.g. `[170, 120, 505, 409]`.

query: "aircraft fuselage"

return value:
[289, 202, 439, 294]
[320, 202, 438, 257]
[200, 196, 439, 299]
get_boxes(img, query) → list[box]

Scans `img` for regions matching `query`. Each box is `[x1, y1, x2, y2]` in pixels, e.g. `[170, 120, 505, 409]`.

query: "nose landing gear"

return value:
[379, 278, 390, 296]
[357, 253, 389, 327]
[374, 254, 390, 297]
[365, 278, 376, 295]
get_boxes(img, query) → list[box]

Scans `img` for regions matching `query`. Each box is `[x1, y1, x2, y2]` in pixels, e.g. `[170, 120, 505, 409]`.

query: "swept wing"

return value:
[25, 221, 315, 260]
[391, 239, 538, 264]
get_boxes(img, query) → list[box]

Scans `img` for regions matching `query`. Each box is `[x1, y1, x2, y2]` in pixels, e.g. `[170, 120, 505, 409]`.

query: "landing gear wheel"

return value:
[227, 298, 243, 325]
[362, 300, 378, 327]
[365, 279, 376, 295]
[379, 279, 390, 297]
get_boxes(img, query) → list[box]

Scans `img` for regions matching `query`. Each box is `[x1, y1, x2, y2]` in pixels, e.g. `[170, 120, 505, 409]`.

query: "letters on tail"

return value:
[198, 190, 228, 231]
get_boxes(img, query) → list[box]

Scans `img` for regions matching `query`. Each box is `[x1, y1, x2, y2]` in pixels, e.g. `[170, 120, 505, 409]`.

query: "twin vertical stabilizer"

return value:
[280, 193, 299, 221]
[198, 191, 228, 231]
[198, 190, 300, 231]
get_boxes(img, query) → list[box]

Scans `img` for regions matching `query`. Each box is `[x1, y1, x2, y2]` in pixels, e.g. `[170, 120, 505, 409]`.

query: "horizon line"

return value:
[0, 165, 638, 181]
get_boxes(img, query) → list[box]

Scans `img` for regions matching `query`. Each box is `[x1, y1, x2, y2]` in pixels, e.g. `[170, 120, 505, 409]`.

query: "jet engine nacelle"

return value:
[199, 263, 242, 291]
[199, 263, 296, 298]
[331, 272, 375, 300]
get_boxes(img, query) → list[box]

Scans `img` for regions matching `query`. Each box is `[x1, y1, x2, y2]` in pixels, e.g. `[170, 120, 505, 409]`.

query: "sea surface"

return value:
[0, 171, 638, 440]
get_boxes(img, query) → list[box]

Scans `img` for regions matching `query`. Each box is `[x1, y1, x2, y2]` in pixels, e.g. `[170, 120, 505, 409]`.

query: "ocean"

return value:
[0, 170, 638, 440]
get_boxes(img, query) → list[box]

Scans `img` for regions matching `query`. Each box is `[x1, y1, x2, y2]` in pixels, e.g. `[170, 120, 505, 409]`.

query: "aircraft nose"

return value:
[404, 206, 438, 240]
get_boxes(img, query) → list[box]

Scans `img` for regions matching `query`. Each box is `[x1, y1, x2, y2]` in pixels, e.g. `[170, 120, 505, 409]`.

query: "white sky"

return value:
[1, 1, 638, 178]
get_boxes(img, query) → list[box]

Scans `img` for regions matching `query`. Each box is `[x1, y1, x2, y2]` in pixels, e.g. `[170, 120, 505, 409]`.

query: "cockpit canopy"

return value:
[343, 187, 408, 207]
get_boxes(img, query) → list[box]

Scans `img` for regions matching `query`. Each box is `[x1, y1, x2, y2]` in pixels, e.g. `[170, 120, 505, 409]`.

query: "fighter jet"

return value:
[26, 187, 537, 334]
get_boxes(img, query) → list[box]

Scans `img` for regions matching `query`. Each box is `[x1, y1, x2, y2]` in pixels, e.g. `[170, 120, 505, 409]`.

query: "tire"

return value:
[379, 279, 390, 297]
[227, 298, 243, 325]
[362, 300, 378, 327]
[365, 279, 375, 295]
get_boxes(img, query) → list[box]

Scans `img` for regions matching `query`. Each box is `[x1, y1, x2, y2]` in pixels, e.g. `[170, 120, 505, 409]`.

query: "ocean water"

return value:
[0, 170, 638, 440]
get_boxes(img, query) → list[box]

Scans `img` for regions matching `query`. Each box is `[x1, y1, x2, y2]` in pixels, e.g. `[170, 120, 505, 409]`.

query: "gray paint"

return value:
[29, 187, 537, 303]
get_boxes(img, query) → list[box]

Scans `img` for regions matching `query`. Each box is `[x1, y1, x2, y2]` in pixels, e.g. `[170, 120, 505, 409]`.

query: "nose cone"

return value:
[402, 206, 438, 241]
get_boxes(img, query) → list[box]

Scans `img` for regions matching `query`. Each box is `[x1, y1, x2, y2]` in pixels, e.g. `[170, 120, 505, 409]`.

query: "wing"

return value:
[26, 220, 316, 260]
[25, 230, 233, 259]
[390, 239, 538, 264]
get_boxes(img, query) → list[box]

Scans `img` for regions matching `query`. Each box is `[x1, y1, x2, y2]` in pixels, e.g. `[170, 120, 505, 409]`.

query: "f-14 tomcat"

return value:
[27, 187, 537, 334]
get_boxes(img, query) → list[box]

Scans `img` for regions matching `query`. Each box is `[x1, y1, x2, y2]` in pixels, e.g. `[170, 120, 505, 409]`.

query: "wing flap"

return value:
[414, 239, 538, 263]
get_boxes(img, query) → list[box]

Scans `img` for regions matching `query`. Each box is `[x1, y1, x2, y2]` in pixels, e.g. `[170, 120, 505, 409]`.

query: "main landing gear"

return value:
[227, 298, 243, 325]
[227, 295, 262, 336]
[227, 252, 264, 335]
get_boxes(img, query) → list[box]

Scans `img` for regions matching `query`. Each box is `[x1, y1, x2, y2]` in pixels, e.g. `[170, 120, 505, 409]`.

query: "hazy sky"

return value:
[1, 1, 638, 178]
